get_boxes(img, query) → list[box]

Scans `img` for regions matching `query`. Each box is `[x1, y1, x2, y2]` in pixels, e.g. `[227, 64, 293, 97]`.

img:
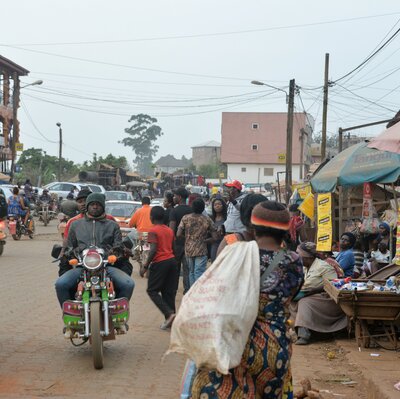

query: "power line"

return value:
[8, 11, 400, 46]
[332, 27, 400, 83]
[0, 44, 255, 82]
[20, 101, 58, 143]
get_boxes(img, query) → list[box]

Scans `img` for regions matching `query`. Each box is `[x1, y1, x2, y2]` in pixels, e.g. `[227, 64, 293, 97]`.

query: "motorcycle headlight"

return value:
[83, 252, 103, 270]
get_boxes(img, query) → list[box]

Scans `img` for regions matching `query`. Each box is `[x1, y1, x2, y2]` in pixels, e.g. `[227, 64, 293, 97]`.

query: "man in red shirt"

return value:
[141, 206, 177, 330]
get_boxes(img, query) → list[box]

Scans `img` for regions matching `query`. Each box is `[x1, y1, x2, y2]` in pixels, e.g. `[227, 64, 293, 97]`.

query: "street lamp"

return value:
[56, 123, 62, 182]
[251, 79, 295, 204]
[20, 80, 43, 89]
[251, 80, 288, 103]
[10, 79, 44, 182]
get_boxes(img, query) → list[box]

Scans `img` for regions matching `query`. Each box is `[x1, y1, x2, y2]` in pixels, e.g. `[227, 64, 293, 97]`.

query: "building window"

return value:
[264, 167, 274, 176]
[241, 167, 246, 172]
[251, 144, 258, 151]
[252, 122, 259, 130]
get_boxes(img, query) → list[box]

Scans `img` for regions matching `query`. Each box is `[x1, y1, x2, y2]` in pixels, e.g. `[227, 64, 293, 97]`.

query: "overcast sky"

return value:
[1, 0, 399, 167]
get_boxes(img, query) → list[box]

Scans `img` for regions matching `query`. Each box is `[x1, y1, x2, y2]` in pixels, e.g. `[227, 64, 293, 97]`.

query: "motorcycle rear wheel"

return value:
[12, 229, 21, 241]
[0, 243, 3, 256]
[90, 301, 104, 369]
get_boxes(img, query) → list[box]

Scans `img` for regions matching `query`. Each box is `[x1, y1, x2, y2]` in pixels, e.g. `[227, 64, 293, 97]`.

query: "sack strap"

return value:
[260, 250, 286, 285]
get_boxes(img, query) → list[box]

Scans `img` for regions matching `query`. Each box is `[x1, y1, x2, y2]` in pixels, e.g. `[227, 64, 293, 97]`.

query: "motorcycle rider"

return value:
[55, 193, 135, 332]
[39, 188, 52, 203]
[7, 187, 26, 217]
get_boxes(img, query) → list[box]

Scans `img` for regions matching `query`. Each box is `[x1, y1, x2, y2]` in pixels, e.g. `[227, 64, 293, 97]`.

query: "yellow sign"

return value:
[316, 193, 332, 252]
[298, 192, 314, 220]
[278, 153, 286, 163]
[219, 173, 225, 178]
[15, 143, 24, 152]
[293, 183, 311, 199]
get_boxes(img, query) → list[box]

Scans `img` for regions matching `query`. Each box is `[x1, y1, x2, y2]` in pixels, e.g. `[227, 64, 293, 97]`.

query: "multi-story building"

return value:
[0, 55, 29, 173]
[191, 140, 220, 168]
[221, 112, 313, 184]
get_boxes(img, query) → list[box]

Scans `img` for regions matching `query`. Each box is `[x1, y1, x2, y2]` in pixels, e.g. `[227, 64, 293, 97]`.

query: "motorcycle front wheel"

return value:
[0, 243, 3, 256]
[43, 212, 48, 226]
[90, 301, 104, 369]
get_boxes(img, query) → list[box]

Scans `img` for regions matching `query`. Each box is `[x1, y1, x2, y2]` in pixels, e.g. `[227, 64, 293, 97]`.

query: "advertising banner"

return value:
[316, 193, 332, 252]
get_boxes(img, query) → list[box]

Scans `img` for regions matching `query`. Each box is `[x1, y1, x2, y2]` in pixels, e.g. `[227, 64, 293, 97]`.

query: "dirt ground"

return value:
[0, 224, 397, 398]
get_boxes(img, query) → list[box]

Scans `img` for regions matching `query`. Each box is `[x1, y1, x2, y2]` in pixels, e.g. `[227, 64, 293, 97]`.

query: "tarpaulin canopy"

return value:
[311, 141, 400, 193]
[367, 122, 400, 154]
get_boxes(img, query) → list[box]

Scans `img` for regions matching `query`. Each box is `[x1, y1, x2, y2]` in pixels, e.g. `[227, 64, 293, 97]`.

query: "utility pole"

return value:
[56, 122, 62, 181]
[321, 53, 330, 160]
[285, 78, 295, 204]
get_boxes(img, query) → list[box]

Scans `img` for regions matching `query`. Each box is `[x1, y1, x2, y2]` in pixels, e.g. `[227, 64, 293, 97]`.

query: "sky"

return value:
[1, 0, 399, 168]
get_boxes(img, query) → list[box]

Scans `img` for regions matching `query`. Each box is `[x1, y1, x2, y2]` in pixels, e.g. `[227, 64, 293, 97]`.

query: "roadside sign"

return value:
[15, 143, 24, 152]
[278, 153, 286, 163]
[219, 173, 225, 178]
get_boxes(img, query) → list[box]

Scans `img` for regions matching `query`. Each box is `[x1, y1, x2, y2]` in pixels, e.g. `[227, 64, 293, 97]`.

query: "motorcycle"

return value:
[0, 218, 6, 256]
[125, 230, 150, 269]
[57, 246, 130, 369]
[8, 214, 35, 240]
[37, 200, 56, 226]
[57, 213, 70, 239]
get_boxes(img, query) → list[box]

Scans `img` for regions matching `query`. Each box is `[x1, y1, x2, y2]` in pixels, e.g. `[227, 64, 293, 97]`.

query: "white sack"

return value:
[167, 241, 260, 375]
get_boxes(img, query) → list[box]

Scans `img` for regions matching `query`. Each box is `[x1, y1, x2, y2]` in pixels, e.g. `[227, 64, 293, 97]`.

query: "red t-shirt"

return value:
[147, 224, 175, 263]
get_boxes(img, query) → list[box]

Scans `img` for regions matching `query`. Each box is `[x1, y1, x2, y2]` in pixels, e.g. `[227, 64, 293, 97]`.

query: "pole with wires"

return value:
[321, 53, 330, 160]
[56, 123, 62, 181]
[285, 79, 295, 204]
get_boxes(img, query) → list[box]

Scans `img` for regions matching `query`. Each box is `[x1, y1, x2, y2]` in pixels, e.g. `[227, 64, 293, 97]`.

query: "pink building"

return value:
[221, 112, 313, 184]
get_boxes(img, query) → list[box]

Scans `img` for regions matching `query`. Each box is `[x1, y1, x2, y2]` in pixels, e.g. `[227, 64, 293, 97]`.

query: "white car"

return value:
[105, 191, 134, 201]
[44, 182, 105, 199]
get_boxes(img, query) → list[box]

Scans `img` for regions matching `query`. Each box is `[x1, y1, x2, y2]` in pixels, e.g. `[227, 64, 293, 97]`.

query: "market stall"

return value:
[324, 276, 400, 350]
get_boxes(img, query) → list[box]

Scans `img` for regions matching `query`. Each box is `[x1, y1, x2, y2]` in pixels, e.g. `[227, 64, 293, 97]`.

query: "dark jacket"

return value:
[67, 214, 122, 254]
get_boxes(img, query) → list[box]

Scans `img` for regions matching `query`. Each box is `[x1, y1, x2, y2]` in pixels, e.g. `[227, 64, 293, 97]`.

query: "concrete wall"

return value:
[192, 146, 221, 168]
[227, 163, 302, 184]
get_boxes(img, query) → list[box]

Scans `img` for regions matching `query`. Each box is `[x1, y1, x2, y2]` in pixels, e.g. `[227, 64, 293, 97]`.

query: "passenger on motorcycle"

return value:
[18, 189, 32, 229]
[55, 193, 135, 311]
[7, 187, 25, 217]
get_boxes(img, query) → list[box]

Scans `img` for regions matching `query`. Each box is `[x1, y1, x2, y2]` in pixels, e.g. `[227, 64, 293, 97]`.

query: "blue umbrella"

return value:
[311, 141, 400, 193]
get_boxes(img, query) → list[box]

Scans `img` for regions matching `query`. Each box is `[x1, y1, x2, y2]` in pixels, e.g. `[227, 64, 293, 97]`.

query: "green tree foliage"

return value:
[83, 153, 128, 170]
[197, 163, 227, 178]
[120, 114, 163, 176]
[16, 148, 79, 185]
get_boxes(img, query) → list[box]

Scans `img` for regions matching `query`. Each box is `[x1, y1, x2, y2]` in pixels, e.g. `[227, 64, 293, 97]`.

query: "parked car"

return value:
[105, 200, 141, 235]
[44, 182, 105, 199]
[105, 191, 134, 201]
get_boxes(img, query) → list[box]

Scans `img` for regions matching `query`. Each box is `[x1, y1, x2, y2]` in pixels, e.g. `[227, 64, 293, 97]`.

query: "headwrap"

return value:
[379, 222, 390, 232]
[341, 232, 356, 248]
[297, 242, 317, 258]
[251, 203, 290, 231]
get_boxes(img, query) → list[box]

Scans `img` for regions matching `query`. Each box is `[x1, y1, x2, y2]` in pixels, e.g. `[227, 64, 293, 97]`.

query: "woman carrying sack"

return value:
[191, 201, 303, 399]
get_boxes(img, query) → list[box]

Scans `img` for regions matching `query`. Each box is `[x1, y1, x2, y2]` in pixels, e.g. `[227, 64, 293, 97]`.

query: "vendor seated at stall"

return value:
[336, 232, 356, 277]
[369, 242, 391, 274]
[291, 242, 347, 345]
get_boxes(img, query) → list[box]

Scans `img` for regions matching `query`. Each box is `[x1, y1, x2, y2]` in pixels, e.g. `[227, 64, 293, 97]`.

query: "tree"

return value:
[312, 132, 338, 148]
[83, 153, 128, 170]
[16, 148, 79, 185]
[120, 114, 163, 176]
[197, 162, 227, 179]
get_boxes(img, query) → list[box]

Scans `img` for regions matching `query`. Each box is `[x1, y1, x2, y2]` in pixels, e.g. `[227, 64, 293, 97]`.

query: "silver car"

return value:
[44, 182, 105, 199]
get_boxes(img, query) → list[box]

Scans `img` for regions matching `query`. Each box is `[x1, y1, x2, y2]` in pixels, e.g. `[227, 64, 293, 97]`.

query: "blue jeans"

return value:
[55, 266, 135, 307]
[187, 256, 207, 287]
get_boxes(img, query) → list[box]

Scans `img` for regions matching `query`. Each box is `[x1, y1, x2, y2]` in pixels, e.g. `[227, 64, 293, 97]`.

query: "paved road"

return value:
[0, 222, 185, 398]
